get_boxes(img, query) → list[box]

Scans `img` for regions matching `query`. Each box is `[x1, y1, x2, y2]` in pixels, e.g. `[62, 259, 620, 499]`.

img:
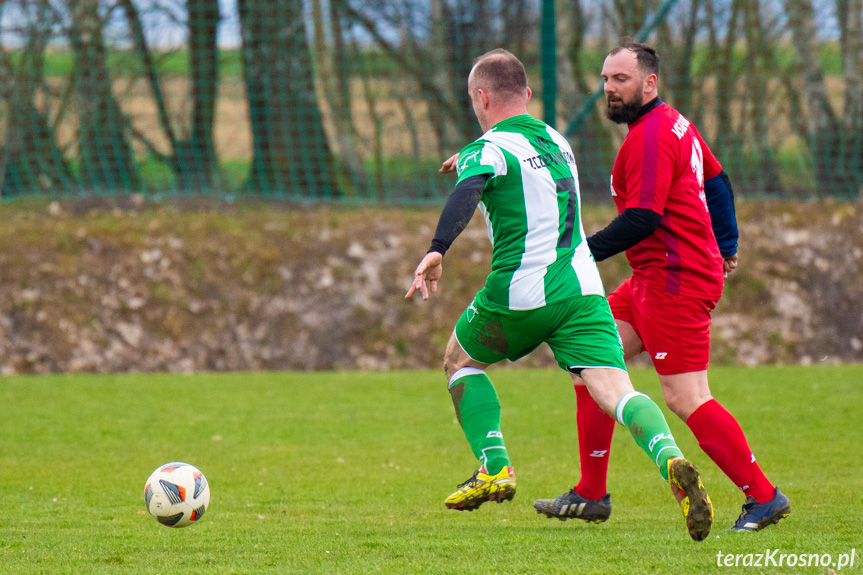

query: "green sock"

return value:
[616, 391, 683, 480]
[448, 368, 510, 474]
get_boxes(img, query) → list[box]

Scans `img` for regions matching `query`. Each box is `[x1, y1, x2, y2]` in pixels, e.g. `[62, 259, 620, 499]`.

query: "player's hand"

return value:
[723, 254, 738, 278]
[405, 251, 443, 300]
[439, 153, 459, 174]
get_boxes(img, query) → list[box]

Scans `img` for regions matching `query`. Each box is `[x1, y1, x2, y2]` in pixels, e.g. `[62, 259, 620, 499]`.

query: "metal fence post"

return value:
[541, 0, 557, 129]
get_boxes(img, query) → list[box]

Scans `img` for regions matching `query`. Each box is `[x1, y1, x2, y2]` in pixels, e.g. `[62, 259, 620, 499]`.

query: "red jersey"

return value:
[611, 102, 724, 299]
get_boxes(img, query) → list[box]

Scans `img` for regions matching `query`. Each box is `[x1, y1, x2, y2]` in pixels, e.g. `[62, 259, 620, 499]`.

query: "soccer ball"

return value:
[144, 462, 210, 528]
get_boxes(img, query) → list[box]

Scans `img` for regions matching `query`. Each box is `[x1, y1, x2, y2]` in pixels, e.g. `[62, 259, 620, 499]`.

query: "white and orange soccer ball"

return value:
[144, 462, 210, 528]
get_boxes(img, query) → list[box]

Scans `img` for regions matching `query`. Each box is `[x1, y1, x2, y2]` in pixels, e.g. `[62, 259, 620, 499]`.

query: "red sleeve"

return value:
[621, 118, 675, 215]
[693, 127, 722, 179]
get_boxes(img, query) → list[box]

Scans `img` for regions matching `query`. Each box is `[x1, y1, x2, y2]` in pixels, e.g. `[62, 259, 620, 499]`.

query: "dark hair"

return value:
[609, 37, 660, 78]
[470, 48, 528, 98]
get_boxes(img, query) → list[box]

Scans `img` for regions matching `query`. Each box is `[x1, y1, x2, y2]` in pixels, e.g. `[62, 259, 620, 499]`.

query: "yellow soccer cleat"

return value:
[445, 466, 516, 511]
[668, 458, 714, 541]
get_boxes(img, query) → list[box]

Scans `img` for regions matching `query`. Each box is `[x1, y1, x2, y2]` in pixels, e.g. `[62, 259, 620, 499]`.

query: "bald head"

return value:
[467, 49, 532, 132]
[468, 49, 529, 102]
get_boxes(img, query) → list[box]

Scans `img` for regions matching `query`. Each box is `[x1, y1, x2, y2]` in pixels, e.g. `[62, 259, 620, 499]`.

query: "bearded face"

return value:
[605, 83, 645, 124]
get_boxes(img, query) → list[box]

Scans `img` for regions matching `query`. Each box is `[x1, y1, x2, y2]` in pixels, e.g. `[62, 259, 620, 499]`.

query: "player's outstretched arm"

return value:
[405, 252, 443, 300]
[407, 173, 487, 300]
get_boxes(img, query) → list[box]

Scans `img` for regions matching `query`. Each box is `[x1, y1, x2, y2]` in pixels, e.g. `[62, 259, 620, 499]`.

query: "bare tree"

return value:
[117, 0, 180, 175]
[238, 0, 337, 197]
[787, 0, 861, 196]
[657, 0, 702, 114]
[338, 0, 463, 157]
[312, 0, 366, 197]
[613, 0, 648, 34]
[561, 0, 617, 200]
[0, 0, 75, 197]
[397, 19, 424, 185]
[428, 0, 451, 158]
[740, 0, 783, 194]
[503, 0, 530, 58]
[837, 0, 863, 125]
[444, 0, 492, 142]
[108, 0, 221, 193]
[182, 0, 221, 191]
[712, 0, 742, 161]
[836, 0, 863, 195]
[68, 0, 140, 191]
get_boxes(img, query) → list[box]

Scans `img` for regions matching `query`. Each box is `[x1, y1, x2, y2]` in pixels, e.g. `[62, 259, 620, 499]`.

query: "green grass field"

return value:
[0, 366, 860, 574]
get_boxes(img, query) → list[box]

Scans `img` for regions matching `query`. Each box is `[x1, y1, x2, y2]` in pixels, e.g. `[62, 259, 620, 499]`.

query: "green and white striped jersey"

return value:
[456, 114, 604, 311]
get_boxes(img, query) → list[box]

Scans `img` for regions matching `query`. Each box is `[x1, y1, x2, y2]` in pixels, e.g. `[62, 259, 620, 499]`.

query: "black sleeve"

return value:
[428, 174, 489, 256]
[586, 208, 662, 262]
[704, 170, 739, 257]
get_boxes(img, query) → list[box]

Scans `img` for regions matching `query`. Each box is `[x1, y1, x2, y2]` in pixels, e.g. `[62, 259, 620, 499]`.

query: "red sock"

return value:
[574, 384, 615, 500]
[686, 399, 775, 503]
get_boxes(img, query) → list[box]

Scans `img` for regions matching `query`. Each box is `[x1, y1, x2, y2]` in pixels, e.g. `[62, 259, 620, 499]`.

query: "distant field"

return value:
[0, 366, 860, 574]
[22, 42, 847, 79]
[3, 41, 848, 198]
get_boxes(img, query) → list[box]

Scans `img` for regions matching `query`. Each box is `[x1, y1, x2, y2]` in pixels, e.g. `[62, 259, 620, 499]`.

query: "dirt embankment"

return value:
[0, 198, 859, 375]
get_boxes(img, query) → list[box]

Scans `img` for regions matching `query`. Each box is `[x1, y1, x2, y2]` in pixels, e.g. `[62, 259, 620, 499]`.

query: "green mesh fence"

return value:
[0, 0, 861, 203]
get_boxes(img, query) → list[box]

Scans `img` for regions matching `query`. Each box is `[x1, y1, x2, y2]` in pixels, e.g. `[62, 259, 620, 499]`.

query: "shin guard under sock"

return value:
[616, 391, 683, 480]
[448, 368, 510, 474]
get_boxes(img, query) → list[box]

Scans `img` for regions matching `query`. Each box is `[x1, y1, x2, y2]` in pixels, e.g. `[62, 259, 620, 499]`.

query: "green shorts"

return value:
[455, 291, 626, 373]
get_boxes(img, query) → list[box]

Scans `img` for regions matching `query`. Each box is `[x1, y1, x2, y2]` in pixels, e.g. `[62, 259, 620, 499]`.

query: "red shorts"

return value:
[607, 277, 716, 375]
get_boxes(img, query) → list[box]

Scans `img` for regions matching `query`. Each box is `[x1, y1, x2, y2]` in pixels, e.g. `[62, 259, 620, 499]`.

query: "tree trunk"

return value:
[713, 0, 742, 161]
[338, 0, 459, 158]
[428, 0, 451, 159]
[836, 0, 863, 196]
[658, 0, 701, 114]
[238, 0, 337, 197]
[561, 0, 616, 201]
[398, 23, 423, 197]
[503, 0, 529, 59]
[179, 0, 221, 192]
[446, 1, 483, 142]
[786, 0, 836, 134]
[741, 0, 783, 194]
[786, 0, 845, 195]
[0, 1, 75, 197]
[837, 0, 863, 124]
[613, 0, 648, 34]
[68, 0, 140, 191]
[328, 1, 364, 197]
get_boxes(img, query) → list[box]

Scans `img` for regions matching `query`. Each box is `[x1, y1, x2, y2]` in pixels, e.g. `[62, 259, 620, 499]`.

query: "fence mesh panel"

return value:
[0, 0, 861, 203]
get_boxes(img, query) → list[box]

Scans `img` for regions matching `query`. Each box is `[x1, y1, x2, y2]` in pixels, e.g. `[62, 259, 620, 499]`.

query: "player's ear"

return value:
[479, 88, 491, 108]
[644, 73, 657, 93]
[525, 86, 532, 103]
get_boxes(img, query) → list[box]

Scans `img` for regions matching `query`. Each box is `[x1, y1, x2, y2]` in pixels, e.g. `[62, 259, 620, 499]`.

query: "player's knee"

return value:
[443, 357, 455, 380]
[444, 351, 482, 382]
[663, 395, 688, 420]
[443, 350, 460, 381]
[662, 388, 706, 421]
[660, 372, 711, 420]
[443, 334, 463, 380]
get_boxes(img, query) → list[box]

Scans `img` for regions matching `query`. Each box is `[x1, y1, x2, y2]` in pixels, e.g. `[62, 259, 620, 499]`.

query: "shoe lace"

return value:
[458, 470, 481, 488]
